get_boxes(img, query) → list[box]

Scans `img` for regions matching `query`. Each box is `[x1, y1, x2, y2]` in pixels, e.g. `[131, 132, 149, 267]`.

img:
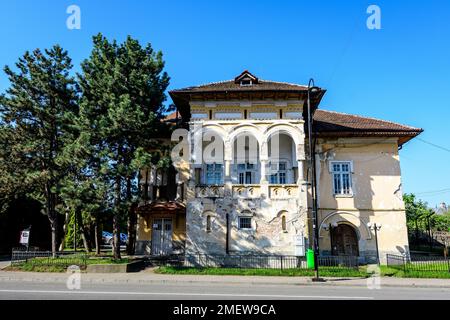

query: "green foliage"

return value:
[380, 265, 450, 279]
[404, 193, 450, 236]
[155, 266, 369, 278]
[64, 209, 84, 249]
[78, 33, 170, 258]
[0, 35, 171, 256]
[0, 45, 79, 252]
[433, 212, 450, 232]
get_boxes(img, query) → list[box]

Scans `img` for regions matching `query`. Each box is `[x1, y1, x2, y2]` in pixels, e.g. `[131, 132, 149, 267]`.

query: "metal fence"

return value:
[318, 255, 359, 269]
[11, 250, 88, 268]
[386, 254, 450, 273]
[184, 254, 306, 269]
[182, 254, 359, 270]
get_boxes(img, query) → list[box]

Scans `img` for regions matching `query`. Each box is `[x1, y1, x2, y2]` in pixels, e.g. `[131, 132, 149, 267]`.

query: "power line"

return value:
[416, 188, 450, 195]
[416, 138, 450, 153]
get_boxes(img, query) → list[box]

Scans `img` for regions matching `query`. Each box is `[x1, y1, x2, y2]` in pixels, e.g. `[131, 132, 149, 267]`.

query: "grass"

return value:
[380, 265, 450, 279]
[155, 266, 370, 278]
[5, 256, 131, 273]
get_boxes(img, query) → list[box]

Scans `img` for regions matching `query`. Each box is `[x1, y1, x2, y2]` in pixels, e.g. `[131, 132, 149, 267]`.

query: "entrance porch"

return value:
[135, 201, 186, 256]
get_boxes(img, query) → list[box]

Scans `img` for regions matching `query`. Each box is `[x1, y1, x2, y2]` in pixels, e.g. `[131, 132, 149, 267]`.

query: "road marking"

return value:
[0, 289, 373, 299]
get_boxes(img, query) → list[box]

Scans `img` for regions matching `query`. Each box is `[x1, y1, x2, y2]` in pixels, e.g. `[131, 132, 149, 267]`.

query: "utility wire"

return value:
[416, 188, 450, 195]
[416, 138, 450, 153]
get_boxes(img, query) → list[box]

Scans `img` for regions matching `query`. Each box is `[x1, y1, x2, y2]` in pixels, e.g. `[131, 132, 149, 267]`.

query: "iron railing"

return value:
[182, 254, 359, 270]
[184, 254, 306, 269]
[318, 255, 359, 269]
[11, 250, 88, 268]
[386, 254, 450, 273]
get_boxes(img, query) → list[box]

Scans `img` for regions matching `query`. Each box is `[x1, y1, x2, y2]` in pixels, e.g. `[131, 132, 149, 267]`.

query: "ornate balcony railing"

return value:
[269, 185, 299, 199]
[232, 185, 261, 198]
[195, 185, 225, 198]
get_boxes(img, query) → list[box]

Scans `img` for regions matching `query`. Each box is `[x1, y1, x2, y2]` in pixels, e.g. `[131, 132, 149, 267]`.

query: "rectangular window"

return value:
[238, 217, 252, 229]
[331, 161, 353, 195]
[268, 161, 287, 184]
[205, 163, 223, 185]
[245, 172, 252, 184]
[236, 162, 256, 184]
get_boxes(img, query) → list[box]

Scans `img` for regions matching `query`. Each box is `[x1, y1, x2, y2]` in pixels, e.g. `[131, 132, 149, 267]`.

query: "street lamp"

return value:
[306, 78, 323, 282]
[367, 222, 382, 265]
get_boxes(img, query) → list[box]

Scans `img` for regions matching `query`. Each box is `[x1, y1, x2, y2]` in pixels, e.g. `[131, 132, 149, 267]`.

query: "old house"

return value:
[135, 71, 422, 264]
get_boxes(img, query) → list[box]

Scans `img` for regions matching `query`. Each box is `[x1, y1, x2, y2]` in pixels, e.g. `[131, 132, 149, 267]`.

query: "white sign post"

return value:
[19, 228, 31, 251]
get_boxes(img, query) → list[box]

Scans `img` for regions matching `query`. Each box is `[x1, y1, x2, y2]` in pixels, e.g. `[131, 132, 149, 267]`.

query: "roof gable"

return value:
[234, 70, 259, 84]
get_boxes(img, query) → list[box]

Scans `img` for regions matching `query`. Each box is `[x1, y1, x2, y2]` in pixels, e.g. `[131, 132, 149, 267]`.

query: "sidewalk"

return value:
[0, 261, 10, 270]
[1, 270, 449, 288]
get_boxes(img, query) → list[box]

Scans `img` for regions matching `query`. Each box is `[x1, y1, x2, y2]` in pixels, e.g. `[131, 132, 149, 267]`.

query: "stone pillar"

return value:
[297, 160, 305, 184]
[224, 140, 232, 197]
[260, 160, 268, 183]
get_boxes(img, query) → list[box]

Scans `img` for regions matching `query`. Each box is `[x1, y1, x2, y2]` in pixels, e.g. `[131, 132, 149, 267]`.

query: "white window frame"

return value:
[329, 161, 354, 196]
[240, 79, 253, 86]
[238, 216, 253, 230]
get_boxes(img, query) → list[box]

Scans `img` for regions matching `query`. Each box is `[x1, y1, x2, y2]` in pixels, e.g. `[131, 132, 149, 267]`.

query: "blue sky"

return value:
[1, 0, 449, 207]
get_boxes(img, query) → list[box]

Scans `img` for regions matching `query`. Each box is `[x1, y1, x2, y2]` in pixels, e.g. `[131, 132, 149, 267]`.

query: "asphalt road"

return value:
[0, 279, 449, 300]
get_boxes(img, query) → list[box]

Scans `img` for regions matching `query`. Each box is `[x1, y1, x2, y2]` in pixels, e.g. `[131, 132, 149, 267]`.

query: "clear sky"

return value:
[1, 0, 449, 207]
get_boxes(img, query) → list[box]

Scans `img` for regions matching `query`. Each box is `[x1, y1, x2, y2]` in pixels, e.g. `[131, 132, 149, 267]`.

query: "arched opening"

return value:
[281, 215, 287, 233]
[331, 224, 359, 256]
[206, 215, 212, 233]
[232, 133, 260, 184]
[267, 133, 296, 184]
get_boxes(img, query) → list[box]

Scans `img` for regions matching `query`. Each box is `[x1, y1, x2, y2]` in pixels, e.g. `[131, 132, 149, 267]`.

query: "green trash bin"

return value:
[306, 249, 315, 269]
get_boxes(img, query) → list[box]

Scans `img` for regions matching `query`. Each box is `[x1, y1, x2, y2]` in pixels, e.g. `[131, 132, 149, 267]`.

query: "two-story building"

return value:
[135, 71, 422, 264]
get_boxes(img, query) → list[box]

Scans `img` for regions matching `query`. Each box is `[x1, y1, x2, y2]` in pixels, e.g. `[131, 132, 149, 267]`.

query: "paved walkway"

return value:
[0, 270, 449, 288]
[0, 261, 10, 270]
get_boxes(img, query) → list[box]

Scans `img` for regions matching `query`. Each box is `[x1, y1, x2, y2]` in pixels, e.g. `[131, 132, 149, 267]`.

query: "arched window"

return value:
[206, 215, 212, 232]
[282, 215, 287, 233]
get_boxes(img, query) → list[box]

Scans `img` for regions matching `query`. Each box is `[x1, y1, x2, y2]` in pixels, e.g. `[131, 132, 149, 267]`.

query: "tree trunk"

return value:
[126, 203, 137, 255]
[58, 209, 70, 251]
[75, 209, 91, 253]
[415, 219, 419, 245]
[113, 176, 122, 260]
[126, 176, 137, 255]
[94, 220, 101, 255]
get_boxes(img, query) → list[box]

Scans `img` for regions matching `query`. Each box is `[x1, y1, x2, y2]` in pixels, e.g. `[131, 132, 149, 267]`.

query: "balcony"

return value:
[268, 185, 299, 199]
[195, 185, 225, 198]
[232, 185, 261, 198]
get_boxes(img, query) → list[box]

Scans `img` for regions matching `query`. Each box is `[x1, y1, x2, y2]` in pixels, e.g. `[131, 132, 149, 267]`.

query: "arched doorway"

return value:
[331, 224, 359, 256]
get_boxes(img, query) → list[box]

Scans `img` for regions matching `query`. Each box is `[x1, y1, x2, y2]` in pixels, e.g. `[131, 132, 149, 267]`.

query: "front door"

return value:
[151, 218, 173, 255]
[331, 224, 359, 256]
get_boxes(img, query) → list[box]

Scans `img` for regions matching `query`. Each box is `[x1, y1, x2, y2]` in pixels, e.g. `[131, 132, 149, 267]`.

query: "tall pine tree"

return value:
[78, 34, 170, 259]
[0, 46, 79, 255]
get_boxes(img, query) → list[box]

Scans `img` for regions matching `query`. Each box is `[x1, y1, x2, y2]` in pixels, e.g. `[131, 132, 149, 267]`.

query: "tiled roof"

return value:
[313, 109, 423, 133]
[170, 79, 309, 93]
[136, 201, 186, 214]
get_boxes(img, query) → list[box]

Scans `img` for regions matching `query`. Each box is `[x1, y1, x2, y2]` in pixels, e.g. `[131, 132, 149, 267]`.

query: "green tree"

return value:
[78, 34, 170, 259]
[0, 46, 79, 255]
[433, 212, 450, 232]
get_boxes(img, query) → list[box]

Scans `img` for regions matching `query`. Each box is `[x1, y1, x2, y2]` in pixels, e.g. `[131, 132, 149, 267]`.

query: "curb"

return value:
[1, 272, 449, 289]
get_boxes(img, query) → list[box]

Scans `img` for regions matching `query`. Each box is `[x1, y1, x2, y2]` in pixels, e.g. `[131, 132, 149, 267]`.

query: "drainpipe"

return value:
[226, 214, 230, 254]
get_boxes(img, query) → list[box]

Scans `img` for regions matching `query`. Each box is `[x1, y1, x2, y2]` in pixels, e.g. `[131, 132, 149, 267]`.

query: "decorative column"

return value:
[297, 160, 305, 184]
[260, 141, 269, 197]
[224, 140, 232, 197]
